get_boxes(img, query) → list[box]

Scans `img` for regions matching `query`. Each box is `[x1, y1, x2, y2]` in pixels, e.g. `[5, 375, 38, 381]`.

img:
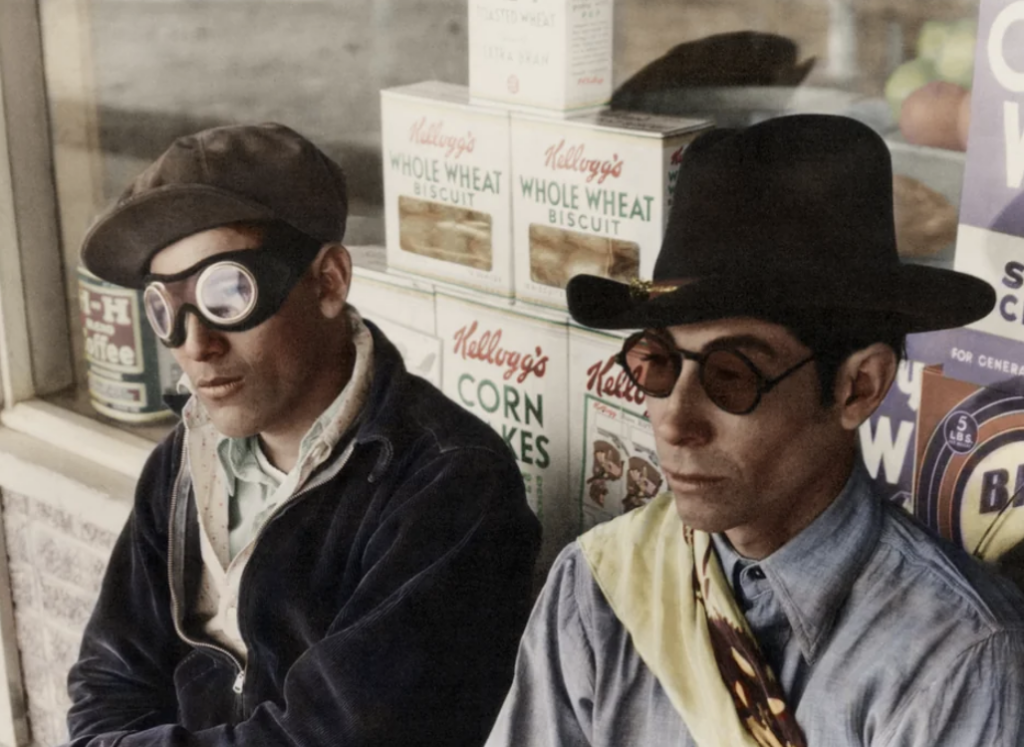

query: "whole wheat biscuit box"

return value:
[468, 0, 614, 114]
[382, 81, 513, 297]
[511, 110, 712, 310]
[436, 290, 570, 570]
[569, 325, 665, 531]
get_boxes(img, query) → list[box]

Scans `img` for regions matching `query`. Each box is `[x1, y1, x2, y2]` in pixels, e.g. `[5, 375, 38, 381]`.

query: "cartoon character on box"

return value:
[587, 439, 624, 508]
[624, 457, 663, 513]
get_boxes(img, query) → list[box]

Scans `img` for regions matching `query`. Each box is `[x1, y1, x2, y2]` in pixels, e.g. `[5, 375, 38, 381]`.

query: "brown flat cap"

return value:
[81, 122, 348, 288]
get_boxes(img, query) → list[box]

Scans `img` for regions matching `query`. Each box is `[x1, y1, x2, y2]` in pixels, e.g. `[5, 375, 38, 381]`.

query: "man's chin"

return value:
[671, 493, 738, 534]
[204, 407, 260, 440]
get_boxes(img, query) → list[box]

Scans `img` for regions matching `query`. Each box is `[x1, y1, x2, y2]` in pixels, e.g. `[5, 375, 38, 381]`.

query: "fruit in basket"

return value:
[899, 80, 969, 150]
[885, 58, 938, 119]
[917, 20, 953, 62]
[934, 19, 977, 88]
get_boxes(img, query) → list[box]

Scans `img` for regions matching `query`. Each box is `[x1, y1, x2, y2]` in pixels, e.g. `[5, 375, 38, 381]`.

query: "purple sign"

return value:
[959, 0, 1024, 233]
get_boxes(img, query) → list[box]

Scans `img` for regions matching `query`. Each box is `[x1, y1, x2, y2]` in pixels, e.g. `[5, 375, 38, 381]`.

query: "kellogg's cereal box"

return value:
[348, 264, 437, 335]
[469, 0, 613, 113]
[382, 81, 513, 297]
[511, 110, 711, 310]
[436, 290, 570, 569]
[569, 324, 665, 530]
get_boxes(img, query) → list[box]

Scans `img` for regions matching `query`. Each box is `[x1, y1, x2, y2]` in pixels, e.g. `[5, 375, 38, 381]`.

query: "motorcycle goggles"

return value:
[142, 238, 321, 348]
[617, 330, 815, 415]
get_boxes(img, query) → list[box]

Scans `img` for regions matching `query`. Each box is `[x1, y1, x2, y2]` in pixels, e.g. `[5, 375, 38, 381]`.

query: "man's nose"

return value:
[653, 364, 714, 447]
[179, 311, 228, 361]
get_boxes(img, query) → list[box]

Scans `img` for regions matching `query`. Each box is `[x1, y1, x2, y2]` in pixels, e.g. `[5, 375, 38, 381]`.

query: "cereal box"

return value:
[468, 0, 613, 113]
[371, 317, 443, 387]
[914, 365, 1024, 564]
[511, 110, 712, 310]
[348, 264, 436, 335]
[435, 290, 570, 570]
[569, 324, 666, 531]
[381, 81, 513, 297]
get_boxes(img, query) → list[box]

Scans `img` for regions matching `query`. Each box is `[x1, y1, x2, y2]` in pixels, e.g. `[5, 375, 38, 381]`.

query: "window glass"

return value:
[35, 0, 978, 439]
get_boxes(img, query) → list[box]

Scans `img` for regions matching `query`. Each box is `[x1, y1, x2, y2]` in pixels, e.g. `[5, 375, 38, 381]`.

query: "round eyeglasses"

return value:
[617, 331, 816, 415]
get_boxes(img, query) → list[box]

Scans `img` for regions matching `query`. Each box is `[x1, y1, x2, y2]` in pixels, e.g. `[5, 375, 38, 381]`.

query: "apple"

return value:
[886, 58, 938, 120]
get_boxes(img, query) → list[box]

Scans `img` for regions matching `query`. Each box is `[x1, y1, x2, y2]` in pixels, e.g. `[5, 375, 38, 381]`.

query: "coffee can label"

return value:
[78, 267, 175, 423]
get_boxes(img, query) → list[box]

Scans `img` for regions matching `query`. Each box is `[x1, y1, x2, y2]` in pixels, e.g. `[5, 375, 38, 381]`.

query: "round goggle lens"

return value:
[196, 263, 257, 324]
[701, 349, 761, 414]
[143, 285, 173, 340]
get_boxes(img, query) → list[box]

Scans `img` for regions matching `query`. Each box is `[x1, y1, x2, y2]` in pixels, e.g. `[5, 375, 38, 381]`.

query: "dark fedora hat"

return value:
[567, 114, 994, 333]
[81, 123, 347, 289]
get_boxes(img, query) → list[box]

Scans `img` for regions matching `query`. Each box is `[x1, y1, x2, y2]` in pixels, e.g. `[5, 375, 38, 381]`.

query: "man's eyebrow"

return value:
[702, 334, 779, 359]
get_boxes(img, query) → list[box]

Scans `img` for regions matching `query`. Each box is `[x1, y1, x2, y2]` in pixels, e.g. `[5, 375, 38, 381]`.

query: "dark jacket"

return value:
[65, 324, 541, 747]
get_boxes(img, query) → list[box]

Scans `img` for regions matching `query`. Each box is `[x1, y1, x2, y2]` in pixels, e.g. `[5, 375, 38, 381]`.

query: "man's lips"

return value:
[663, 468, 725, 489]
[196, 376, 244, 399]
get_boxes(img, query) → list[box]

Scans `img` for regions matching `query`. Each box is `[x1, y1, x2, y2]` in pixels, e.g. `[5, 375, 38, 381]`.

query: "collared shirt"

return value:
[486, 465, 1024, 747]
[217, 371, 352, 559]
[181, 308, 375, 659]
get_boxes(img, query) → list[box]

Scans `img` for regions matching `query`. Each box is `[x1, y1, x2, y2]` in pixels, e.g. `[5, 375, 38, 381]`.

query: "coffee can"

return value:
[78, 265, 179, 423]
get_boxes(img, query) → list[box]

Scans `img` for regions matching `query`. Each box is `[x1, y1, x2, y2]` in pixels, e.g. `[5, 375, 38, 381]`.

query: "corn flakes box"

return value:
[382, 81, 513, 297]
[436, 290, 570, 570]
[511, 110, 711, 310]
[569, 324, 665, 531]
[468, 0, 613, 113]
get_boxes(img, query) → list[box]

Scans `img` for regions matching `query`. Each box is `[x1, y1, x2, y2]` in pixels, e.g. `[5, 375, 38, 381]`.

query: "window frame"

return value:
[0, 0, 155, 482]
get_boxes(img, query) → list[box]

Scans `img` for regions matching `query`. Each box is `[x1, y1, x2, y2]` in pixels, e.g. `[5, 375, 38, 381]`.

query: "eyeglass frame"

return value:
[616, 329, 816, 415]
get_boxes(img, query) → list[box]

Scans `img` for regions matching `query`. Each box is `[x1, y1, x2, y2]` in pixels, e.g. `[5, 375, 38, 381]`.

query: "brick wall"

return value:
[1, 490, 122, 747]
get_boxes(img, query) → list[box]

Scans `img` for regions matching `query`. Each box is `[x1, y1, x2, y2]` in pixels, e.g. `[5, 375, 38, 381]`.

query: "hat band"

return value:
[630, 277, 698, 301]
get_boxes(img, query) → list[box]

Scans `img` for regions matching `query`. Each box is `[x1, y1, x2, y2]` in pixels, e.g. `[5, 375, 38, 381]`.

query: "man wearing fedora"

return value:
[486, 115, 1024, 747]
[63, 123, 540, 747]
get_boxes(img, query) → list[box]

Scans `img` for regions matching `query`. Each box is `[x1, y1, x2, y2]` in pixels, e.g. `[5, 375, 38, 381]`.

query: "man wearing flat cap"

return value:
[64, 123, 540, 747]
[486, 114, 1024, 747]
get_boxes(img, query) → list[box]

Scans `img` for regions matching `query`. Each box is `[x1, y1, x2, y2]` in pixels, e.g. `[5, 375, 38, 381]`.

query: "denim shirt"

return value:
[487, 466, 1024, 747]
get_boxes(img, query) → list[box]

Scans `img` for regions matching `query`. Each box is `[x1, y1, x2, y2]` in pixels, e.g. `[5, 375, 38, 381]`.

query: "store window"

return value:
[1, 0, 981, 456]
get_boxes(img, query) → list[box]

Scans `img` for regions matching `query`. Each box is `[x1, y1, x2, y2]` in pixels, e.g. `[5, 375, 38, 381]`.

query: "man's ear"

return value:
[311, 243, 352, 319]
[832, 343, 898, 431]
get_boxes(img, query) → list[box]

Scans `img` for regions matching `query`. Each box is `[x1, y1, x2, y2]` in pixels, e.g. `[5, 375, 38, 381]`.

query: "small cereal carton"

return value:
[511, 110, 711, 310]
[348, 264, 437, 335]
[468, 0, 614, 113]
[381, 81, 513, 297]
[436, 290, 570, 571]
[569, 324, 665, 531]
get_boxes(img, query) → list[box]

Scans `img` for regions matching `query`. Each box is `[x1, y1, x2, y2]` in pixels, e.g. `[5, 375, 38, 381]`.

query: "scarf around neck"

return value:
[577, 493, 806, 747]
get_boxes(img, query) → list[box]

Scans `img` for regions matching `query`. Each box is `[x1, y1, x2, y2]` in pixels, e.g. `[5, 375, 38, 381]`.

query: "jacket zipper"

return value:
[166, 439, 246, 694]
[168, 435, 359, 713]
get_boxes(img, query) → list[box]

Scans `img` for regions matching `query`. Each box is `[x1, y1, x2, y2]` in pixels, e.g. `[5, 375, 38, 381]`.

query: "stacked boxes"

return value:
[512, 110, 710, 310]
[347, 264, 442, 386]
[468, 0, 614, 114]
[381, 81, 514, 297]
[435, 291, 570, 566]
[372, 0, 713, 564]
[569, 325, 665, 531]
